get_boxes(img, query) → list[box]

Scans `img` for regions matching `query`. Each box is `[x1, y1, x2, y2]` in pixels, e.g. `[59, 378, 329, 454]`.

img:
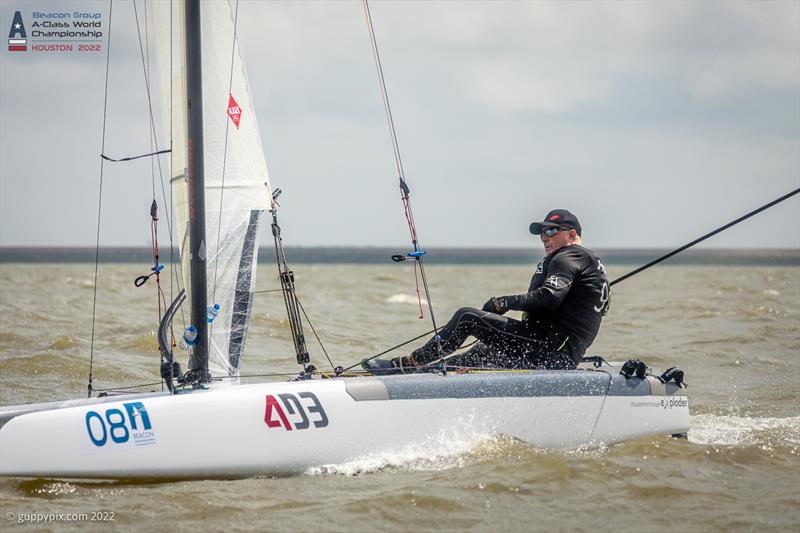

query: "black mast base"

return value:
[183, 368, 212, 388]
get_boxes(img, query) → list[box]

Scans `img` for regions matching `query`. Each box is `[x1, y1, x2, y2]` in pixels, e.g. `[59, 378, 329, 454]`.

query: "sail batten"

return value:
[228, 209, 262, 371]
[154, 0, 271, 379]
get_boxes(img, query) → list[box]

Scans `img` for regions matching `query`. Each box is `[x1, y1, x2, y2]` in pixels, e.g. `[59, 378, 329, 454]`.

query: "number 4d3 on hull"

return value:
[265, 393, 328, 431]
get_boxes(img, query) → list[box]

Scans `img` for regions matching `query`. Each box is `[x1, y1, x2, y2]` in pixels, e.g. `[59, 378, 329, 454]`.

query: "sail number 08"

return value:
[85, 402, 152, 447]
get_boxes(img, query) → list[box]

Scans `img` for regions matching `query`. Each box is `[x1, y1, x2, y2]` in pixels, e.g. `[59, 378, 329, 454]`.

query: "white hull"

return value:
[0, 370, 688, 479]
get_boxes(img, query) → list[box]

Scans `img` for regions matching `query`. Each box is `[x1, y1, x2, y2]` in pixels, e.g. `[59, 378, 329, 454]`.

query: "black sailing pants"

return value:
[410, 307, 576, 370]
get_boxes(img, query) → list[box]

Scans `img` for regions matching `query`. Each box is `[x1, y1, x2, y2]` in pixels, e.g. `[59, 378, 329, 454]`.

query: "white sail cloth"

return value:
[153, 0, 271, 378]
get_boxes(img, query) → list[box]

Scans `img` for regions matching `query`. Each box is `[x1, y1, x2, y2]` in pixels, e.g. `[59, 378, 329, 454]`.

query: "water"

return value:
[0, 262, 798, 531]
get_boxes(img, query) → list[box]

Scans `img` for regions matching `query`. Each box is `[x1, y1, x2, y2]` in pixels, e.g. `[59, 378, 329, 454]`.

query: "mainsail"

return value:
[153, 0, 271, 378]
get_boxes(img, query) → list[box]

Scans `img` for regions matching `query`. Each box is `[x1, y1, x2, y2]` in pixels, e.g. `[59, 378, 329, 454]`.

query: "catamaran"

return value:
[0, 0, 689, 480]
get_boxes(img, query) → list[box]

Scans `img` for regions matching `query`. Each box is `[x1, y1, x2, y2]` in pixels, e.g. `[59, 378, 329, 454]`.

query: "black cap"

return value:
[529, 209, 582, 236]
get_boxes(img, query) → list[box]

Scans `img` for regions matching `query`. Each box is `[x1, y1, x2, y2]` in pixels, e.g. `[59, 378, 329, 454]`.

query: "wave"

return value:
[15, 479, 79, 496]
[688, 414, 800, 447]
[48, 335, 79, 351]
[306, 413, 800, 477]
[64, 276, 95, 289]
[119, 332, 158, 353]
[0, 332, 32, 348]
[386, 294, 428, 306]
[1, 352, 95, 381]
[305, 430, 516, 476]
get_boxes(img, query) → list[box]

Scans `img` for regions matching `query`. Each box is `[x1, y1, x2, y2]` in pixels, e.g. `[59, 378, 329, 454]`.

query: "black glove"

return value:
[481, 296, 508, 315]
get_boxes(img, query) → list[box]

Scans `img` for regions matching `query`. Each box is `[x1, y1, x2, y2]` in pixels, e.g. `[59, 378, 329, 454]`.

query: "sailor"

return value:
[364, 209, 610, 372]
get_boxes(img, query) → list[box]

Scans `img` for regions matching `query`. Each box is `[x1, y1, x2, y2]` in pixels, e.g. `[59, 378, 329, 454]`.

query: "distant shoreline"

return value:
[1, 246, 798, 266]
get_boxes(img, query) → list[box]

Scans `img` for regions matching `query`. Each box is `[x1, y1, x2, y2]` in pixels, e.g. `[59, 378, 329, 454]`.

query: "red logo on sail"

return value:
[227, 94, 242, 129]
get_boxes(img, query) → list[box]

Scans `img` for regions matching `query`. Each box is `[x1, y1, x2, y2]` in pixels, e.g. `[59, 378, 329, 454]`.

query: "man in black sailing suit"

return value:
[364, 209, 610, 372]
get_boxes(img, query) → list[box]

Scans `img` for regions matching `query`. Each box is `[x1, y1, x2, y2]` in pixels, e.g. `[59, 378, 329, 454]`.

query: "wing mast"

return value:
[185, 0, 210, 384]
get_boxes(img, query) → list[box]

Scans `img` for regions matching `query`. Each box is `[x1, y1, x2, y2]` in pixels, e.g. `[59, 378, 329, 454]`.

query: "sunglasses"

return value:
[541, 226, 568, 237]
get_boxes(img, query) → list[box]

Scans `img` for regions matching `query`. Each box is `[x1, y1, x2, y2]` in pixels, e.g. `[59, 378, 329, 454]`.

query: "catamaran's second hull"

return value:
[0, 370, 688, 479]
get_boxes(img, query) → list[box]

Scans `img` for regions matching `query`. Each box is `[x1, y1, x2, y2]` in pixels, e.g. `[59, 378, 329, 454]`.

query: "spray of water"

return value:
[688, 414, 800, 447]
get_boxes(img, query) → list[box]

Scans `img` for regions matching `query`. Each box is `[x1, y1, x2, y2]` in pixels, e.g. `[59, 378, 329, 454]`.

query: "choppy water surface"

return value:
[0, 262, 798, 532]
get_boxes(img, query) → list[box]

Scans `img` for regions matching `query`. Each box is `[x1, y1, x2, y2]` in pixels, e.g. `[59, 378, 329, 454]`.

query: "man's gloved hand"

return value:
[481, 296, 508, 315]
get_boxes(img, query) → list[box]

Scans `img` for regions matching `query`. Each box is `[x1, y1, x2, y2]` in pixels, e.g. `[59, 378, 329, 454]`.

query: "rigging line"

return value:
[144, 0, 155, 200]
[294, 294, 337, 372]
[88, 0, 114, 398]
[100, 148, 172, 162]
[362, 0, 404, 179]
[150, 209, 169, 320]
[610, 187, 800, 287]
[138, 1, 168, 387]
[419, 340, 479, 368]
[92, 381, 163, 392]
[212, 0, 240, 306]
[418, 315, 555, 370]
[238, 372, 314, 379]
[167, 2, 181, 335]
[137, 0, 182, 357]
[361, 313, 554, 373]
[132, 0, 174, 254]
[415, 233, 439, 330]
[362, 0, 439, 336]
[347, 309, 563, 373]
[339, 328, 436, 373]
[166, 3, 185, 333]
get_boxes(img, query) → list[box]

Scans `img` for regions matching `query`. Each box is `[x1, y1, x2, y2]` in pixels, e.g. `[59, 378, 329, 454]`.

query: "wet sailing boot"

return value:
[361, 356, 414, 375]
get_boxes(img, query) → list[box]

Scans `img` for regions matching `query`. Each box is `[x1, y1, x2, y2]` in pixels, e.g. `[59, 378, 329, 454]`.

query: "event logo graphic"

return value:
[6, 9, 104, 54]
[8, 11, 27, 51]
[228, 94, 242, 129]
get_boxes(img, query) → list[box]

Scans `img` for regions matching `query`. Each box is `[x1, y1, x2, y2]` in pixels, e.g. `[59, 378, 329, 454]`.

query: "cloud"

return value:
[1, 0, 798, 248]
[467, 60, 614, 114]
[419, 1, 800, 113]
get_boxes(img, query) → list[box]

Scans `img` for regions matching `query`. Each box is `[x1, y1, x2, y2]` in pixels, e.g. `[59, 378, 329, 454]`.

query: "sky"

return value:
[1, 0, 799, 250]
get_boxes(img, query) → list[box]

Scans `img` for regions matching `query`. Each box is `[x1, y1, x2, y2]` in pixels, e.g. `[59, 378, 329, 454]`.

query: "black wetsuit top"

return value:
[503, 244, 610, 357]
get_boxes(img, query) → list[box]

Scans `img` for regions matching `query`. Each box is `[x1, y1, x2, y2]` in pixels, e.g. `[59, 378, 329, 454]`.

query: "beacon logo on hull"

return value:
[85, 402, 157, 448]
[8, 11, 27, 52]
